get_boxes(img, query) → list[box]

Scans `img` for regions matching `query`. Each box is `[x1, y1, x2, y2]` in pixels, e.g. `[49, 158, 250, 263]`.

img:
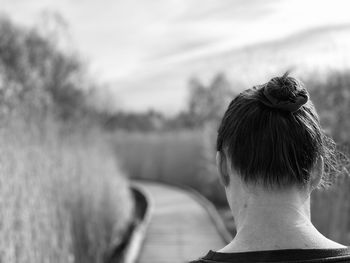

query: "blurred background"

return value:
[0, 0, 350, 262]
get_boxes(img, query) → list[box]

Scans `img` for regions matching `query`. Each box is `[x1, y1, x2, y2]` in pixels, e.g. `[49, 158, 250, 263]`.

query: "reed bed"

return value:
[112, 129, 226, 205]
[0, 121, 133, 263]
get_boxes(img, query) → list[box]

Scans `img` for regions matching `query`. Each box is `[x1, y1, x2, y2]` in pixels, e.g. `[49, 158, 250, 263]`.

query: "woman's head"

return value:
[216, 73, 327, 190]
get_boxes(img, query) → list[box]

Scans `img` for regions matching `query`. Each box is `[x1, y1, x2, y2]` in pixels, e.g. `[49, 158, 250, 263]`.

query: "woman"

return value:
[190, 73, 350, 263]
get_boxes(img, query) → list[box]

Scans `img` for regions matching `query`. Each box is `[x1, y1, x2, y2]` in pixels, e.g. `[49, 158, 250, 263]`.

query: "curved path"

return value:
[134, 181, 229, 263]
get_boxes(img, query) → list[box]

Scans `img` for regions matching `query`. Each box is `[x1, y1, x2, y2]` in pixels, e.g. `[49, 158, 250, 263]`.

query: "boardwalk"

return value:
[135, 182, 228, 263]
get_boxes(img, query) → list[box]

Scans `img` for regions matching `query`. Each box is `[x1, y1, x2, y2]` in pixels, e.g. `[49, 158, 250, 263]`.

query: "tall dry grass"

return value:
[312, 173, 350, 244]
[111, 128, 226, 205]
[0, 120, 133, 263]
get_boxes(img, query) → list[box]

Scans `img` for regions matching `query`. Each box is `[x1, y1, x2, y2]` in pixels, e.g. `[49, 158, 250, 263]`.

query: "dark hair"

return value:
[216, 73, 333, 188]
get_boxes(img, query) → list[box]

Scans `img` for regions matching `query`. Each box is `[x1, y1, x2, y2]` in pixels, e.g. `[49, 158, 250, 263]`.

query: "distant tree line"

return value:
[100, 70, 350, 146]
[100, 73, 236, 131]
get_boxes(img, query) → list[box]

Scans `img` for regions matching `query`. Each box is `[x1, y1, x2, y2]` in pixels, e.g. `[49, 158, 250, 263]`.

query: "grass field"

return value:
[111, 128, 227, 205]
[0, 120, 134, 263]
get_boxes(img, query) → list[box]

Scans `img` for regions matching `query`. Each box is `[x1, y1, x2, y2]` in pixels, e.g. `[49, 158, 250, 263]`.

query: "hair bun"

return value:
[258, 72, 309, 113]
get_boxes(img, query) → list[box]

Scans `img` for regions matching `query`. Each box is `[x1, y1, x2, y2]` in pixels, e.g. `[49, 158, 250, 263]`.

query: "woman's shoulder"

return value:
[189, 247, 350, 263]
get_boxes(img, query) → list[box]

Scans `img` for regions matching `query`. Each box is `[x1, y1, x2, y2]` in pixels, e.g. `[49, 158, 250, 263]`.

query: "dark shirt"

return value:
[190, 248, 350, 263]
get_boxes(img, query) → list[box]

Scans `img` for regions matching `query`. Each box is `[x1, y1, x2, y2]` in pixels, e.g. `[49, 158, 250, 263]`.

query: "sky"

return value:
[1, 0, 350, 114]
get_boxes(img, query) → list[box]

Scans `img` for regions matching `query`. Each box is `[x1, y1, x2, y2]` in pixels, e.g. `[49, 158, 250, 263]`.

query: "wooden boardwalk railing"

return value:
[133, 181, 229, 263]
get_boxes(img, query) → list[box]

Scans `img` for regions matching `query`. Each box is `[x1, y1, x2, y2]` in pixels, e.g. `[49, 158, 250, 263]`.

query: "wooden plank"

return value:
[135, 182, 227, 263]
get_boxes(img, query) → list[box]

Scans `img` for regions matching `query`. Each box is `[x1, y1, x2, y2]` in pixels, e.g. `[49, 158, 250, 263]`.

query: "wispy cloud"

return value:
[0, 0, 277, 81]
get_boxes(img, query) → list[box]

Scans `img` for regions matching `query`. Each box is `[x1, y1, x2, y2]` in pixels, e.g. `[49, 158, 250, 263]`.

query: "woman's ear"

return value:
[216, 151, 230, 186]
[310, 156, 324, 191]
